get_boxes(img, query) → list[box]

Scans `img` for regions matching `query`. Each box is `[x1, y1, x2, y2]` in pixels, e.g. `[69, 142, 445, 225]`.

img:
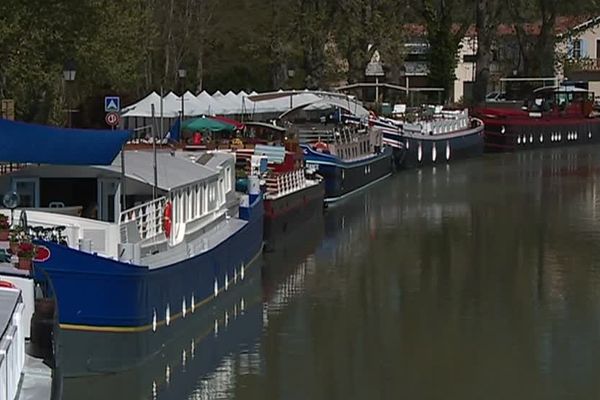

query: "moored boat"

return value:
[365, 106, 484, 168]
[0, 144, 263, 374]
[474, 86, 600, 152]
[235, 122, 324, 240]
[299, 124, 393, 203]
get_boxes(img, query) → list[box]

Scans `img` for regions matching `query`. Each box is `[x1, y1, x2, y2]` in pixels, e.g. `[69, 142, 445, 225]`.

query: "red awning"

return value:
[208, 116, 245, 130]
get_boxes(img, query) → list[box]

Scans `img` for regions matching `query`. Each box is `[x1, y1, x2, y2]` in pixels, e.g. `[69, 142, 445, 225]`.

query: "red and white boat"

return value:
[235, 123, 324, 240]
[474, 86, 600, 152]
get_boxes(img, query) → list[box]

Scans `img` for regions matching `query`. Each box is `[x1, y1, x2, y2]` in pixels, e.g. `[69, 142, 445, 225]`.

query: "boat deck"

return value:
[143, 215, 248, 269]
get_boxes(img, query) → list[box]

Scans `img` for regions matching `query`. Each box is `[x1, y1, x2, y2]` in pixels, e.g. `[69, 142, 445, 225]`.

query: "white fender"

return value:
[417, 143, 423, 162]
[445, 141, 450, 160]
[432, 143, 437, 162]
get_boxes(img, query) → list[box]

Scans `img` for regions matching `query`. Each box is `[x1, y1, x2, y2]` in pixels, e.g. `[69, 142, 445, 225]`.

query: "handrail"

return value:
[119, 196, 167, 241]
[265, 169, 307, 197]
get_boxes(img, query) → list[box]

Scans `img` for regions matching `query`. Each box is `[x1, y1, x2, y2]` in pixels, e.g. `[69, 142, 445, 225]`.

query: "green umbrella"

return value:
[182, 117, 235, 132]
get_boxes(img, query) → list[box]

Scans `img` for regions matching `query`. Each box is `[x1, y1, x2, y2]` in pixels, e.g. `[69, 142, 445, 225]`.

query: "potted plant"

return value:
[0, 215, 9, 241]
[16, 241, 36, 271]
[9, 227, 23, 254]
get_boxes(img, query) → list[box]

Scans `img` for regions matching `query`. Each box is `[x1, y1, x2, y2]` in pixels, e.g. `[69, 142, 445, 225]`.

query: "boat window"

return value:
[187, 186, 193, 220]
[219, 178, 224, 205]
[203, 184, 207, 214]
[179, 190, 187, 222]
[225, 166, 232, 192]
[172, 191, 178, 224]
[192, 185, 200, 218]
[12, 178, 39, 208]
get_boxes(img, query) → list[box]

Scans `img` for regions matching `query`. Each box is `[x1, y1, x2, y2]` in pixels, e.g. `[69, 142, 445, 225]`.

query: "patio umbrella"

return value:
[182, 117, 234, 132]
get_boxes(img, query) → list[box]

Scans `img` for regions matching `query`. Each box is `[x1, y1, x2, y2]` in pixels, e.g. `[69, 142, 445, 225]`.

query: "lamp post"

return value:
[178, 68, 187, 121]
[63, 60, 76, 128]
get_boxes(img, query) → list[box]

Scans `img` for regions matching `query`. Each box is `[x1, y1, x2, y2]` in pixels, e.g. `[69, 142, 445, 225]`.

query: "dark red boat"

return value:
[235, 122, 325, 241]
[474, 86, 600, 152]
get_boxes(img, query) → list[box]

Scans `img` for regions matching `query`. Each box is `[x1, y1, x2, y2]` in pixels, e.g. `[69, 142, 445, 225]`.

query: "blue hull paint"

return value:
[385, 129, 484, 169]
[57, 262, 262, 378]
[33, 196, 264, 329]
[301, 145, 393, 202]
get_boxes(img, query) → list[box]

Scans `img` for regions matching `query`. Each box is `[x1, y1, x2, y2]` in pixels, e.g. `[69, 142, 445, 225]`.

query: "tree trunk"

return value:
[196, 44, 204, 93]
[474, 0, 492, 105]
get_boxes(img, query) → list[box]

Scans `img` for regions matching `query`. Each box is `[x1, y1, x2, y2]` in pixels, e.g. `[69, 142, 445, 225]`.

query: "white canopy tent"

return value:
[121, 92, 164, 118]
[196, 91, 220, 115]
[121, 89, 370, 133]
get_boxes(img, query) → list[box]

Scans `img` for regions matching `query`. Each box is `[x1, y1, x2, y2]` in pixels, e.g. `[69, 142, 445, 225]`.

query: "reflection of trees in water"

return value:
[264, 147, 600, 398]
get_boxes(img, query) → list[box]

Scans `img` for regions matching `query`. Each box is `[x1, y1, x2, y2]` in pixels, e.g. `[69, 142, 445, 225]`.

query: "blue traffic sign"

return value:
[104, 96, 120, 112]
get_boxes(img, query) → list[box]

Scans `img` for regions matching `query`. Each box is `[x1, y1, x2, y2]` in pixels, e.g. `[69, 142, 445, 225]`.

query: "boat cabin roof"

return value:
[5, 150, 225, 192]
[176, 150, 234, 170]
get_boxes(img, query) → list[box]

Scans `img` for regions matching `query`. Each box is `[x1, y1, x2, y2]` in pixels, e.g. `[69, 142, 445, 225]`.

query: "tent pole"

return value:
[160, 86, 164, 139]
[120, 142, 126, 214]
[151, 104, 158, 201]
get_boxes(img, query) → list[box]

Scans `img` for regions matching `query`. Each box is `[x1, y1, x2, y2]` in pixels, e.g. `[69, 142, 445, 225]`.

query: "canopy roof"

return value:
[122, 89, 369, 118]
[121, 92, 176, 118]
[0, 118, 130, 165]
[182, 117, 235, 133]
[98, 150, 218, 191]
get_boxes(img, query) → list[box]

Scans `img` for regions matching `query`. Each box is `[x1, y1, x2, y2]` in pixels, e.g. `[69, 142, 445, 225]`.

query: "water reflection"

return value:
[59, 261, 263, 400]
[60, 146, 600, 399]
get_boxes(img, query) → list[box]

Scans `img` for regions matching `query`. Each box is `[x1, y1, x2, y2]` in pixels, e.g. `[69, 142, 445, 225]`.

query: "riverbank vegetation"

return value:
[0, 0, 597, 124]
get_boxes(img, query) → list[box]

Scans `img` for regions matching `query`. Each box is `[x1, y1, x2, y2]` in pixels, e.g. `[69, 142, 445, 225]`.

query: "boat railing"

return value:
[298, 130, 336, 144]
[404, 115, 470, 135]
[0, 162, 25, 176]
[0, 209, 120, 258]
[0, 287, 25, 400]
[119, 196, 167, 243]
[265, 169, 307, 198]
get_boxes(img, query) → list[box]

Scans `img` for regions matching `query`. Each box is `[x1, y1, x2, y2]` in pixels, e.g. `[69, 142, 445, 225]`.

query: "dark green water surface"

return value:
[62, 146, 600, 399]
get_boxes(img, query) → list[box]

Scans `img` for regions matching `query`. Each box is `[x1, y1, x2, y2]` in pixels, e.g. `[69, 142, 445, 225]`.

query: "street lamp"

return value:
[178, 68, 187, 120]
[63, 60, 76, 128]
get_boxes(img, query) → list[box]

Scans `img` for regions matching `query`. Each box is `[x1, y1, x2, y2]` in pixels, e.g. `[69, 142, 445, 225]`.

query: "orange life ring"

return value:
[162, 201, 172, 238]
[313, 141, 329, 152]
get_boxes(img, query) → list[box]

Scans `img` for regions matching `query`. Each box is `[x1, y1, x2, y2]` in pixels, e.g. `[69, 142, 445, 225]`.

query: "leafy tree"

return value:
[419, 0, 473, 101]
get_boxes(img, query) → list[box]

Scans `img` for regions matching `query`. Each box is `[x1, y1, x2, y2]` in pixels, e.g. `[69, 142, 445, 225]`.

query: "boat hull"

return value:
[56, 262, 262, 379]
[302, 146, 393, 203]
[263, 180, 324, 240]
[387, 125, 484, 169]
[32, 195, 264, 337]
[482, 118, 600, 152]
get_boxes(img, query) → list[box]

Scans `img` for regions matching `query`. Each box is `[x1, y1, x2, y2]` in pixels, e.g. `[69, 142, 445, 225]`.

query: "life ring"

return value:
[162, 201, 172, 239]
[313, 141, 329, 152]
[0, 280, 15, 289]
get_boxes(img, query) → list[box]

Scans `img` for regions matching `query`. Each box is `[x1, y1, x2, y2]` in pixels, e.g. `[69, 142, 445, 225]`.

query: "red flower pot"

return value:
[17, 257, 32, 271]
[0, 229, 8, 241]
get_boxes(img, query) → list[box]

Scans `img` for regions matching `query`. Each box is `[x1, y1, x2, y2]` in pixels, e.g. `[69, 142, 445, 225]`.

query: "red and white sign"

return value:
[105, 112, 120, 127]
[34, 245, 51, 262]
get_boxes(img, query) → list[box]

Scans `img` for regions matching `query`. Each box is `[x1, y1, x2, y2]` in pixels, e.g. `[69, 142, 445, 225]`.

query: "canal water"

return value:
[60, 146, 600, 399]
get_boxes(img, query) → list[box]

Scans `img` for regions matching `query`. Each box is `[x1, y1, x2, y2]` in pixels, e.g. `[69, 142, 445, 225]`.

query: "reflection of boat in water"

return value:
[59, 261, 262, 399]
[262, 211, 324, 318]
